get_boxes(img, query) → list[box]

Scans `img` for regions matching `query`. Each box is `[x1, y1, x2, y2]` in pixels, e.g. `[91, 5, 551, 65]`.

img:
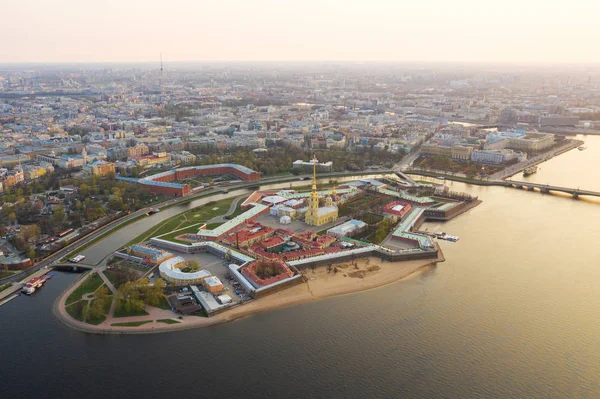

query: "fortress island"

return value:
[54, 162, 480, 334]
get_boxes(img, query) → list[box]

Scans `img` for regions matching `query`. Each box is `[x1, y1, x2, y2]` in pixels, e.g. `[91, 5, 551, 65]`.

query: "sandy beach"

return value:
[54, 251, 445, 335]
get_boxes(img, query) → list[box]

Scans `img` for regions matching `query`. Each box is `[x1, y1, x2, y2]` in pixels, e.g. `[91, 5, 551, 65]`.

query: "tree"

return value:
[184, 260, 200, 272]
[88, 286, 110, 320]
[79, 184, 91, 197]
[52, 206, 66, 225]
[20, 225, 41, 243]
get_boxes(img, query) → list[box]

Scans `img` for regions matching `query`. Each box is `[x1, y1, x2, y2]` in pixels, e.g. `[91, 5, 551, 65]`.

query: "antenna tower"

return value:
[160, 53, 165, 107]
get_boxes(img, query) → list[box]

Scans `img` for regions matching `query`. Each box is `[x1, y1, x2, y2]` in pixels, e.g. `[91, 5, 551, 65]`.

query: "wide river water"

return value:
[2, 137, 600, 398]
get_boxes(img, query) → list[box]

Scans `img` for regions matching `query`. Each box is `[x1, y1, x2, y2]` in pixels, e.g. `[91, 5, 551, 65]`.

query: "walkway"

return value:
[206, 195, 244, 224]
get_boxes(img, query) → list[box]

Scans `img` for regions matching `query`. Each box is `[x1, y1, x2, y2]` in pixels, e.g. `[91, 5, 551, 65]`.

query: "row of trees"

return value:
[192, 144, 404, 176]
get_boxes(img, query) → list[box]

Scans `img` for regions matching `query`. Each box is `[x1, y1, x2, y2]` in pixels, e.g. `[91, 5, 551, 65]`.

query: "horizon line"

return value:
[1, 60, 600, 66]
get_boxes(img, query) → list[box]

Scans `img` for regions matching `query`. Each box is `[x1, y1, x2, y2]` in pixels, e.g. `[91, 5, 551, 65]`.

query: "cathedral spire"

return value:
[312, 153, 317, 191]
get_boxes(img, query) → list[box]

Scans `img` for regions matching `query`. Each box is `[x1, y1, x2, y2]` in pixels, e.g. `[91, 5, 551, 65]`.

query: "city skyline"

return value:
[2, 0, 600, 63]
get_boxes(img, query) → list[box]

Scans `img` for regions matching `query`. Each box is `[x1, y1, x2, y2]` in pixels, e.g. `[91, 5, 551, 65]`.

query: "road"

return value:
[393, 150, 421, 171]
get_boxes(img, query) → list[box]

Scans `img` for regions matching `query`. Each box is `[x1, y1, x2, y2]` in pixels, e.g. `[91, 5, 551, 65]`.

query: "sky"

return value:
[2, 0, 599, 63]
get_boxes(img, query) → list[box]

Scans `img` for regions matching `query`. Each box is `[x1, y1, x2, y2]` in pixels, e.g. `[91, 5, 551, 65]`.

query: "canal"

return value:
[2, 148, 600, 398]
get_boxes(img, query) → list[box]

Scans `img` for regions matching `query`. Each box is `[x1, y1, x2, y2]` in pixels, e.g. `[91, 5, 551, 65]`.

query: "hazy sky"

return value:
[2, 0, 599, 63]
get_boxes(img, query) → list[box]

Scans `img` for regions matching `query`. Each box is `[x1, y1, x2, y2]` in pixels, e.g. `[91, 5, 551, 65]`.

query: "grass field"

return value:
[122, 197, 241, 248]
[0, 271, 15, 279]
[65, 273, 103, 305]
[111, 320, 152, 327]
[156, 318, 180, 324]
[85, 295, 113, 325]
[113, 299, 150, 318]
[154, 296, 171, 310]
[65, 301, 86, 321]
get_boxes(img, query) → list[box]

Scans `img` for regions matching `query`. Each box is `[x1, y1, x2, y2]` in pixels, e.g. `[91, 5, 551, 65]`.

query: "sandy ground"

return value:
[54, 252, 444, 334]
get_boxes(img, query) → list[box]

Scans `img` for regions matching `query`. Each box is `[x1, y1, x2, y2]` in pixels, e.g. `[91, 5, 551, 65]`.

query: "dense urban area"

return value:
[1, 64, 599, 330]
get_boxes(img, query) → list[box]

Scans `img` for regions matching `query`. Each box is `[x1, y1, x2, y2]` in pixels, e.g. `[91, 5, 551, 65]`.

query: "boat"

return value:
[70, 255, 85, 263]
[578, 146, 586, 151]
[21, 277, 45, 295]
[523, 165, 538, 177]
[445, 235, 459, 242]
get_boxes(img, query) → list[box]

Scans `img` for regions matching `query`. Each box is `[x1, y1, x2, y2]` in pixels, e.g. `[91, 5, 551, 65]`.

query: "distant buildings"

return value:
[471, 149, 526, 165]
[485, 132, 554, 152]
[293, 159, 333, 172]
[421, 143, 474, 160]
[539, 115, 579, 127]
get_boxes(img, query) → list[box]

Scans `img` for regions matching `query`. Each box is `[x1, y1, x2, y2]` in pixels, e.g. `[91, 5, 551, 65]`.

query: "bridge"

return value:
[502, 181, 600, 199]
[403, 169, 600, 199]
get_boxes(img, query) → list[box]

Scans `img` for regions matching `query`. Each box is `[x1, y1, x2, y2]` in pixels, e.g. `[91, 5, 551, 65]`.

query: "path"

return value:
[206, 195, 244, 224]
[97, 268, 117, 294]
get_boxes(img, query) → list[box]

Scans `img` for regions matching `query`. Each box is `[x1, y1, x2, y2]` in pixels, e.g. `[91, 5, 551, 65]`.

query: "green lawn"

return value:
[121, 197, 239, 248]
[157, 318, 180, 324]
[111, 320, 152, 327]
[103, 269, 137, 289]
[204, 222, 222, 230]
[85, 295, 113, 325]
[113, 299, 150, 318]
[180, 197, 237, 222]
[66, 273, 103, 305]
[0, 283, 13, 292]
[153, 295, 171, 310]
[65, 301, 87, 321]
[0, 271, 14, 279]
[157, 223, 202, 244]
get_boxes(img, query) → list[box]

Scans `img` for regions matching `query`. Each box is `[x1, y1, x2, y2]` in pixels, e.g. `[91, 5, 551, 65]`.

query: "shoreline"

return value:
[53, 249, 445, 335]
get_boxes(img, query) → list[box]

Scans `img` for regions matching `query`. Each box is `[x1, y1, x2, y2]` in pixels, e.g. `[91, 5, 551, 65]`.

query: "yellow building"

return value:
[305, 155, 338, 226]
[91, 161, 116, 177]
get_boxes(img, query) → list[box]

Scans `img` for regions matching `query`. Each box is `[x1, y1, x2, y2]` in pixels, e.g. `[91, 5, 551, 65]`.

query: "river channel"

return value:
[2, 143, 600, 398]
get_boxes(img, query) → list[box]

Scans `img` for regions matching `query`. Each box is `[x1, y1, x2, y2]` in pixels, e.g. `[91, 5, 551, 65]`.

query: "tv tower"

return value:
[159, 53, 165, 107]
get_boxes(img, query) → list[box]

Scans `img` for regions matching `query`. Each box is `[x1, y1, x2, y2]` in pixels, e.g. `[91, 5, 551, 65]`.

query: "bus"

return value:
[57, 228, 74, 238]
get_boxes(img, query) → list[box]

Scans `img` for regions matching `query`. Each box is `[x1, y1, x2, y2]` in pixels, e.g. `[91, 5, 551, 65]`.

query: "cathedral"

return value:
[304, 155, 338, 226]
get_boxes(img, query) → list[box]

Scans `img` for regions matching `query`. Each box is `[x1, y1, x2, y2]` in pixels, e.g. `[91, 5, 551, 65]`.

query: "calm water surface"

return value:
[2, 145, 600, 398]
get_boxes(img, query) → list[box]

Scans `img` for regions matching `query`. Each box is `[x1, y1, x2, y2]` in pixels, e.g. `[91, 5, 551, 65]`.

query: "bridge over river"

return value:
[502, 180, 600, 199]
[405, 169, 600, 199]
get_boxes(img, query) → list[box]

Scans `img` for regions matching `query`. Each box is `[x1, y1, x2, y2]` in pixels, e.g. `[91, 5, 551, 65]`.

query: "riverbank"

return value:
[53, 250, 445, 335]
[494, 139, 583, 179]
[406, 139, 583, 182]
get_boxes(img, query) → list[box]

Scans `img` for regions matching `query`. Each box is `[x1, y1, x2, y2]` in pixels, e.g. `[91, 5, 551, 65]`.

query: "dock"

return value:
[0, 267, 53, 303]
[0, 293, 18, 307]
[0, 284, 23, 303]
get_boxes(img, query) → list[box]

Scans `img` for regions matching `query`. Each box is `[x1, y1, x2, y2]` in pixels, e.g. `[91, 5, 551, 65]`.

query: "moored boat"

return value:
[21, 277, 45, 295]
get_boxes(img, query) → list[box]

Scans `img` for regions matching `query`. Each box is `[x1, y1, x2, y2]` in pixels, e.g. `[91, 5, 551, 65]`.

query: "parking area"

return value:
[183, 252, 248, 302]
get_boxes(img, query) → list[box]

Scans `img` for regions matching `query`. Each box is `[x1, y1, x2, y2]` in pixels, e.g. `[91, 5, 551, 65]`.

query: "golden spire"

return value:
[312, 153, 317, 191]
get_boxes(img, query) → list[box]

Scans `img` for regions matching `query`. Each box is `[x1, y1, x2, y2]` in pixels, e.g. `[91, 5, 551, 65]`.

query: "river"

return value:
[2, 148, 600, 398]
[510, 135, 600, 192]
